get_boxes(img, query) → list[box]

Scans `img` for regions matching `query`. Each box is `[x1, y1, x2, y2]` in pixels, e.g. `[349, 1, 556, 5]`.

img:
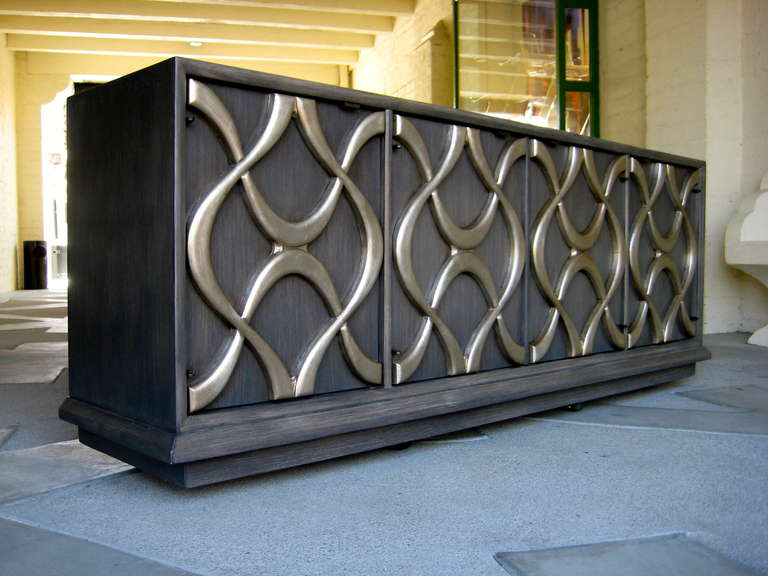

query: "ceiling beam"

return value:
[0, 0, 395, 33]
[0, 16, 374, 48]
[6, 34, 358, 64]
[145, 0, 414, 17]
[22, 51, 342, 84]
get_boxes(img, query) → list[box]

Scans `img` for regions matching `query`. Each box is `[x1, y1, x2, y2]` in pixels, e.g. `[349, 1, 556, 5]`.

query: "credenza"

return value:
[60, 58, 709, 487]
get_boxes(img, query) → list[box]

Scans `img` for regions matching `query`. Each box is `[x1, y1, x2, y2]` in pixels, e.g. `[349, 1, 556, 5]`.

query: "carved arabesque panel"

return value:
[182, 79, 702, 408]
[184, 80, 384, 412]
[626, 160, 700, 347]
[390, 115, 528, 383]
[527, 142, 627, 363]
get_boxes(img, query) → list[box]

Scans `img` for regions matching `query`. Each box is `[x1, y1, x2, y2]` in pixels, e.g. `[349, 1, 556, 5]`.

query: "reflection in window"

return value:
[458, 0, 557, 128]
[564, 90, 590, 134]
[456, 0, 598, 136]
[565, 8, 590, 81]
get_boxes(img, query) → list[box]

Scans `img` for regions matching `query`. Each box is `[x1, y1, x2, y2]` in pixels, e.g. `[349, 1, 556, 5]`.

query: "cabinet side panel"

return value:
[67, 60, 178, 429]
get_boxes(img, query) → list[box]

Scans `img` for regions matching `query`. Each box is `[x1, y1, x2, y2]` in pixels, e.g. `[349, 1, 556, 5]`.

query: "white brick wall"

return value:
[353, 0, 452, 107]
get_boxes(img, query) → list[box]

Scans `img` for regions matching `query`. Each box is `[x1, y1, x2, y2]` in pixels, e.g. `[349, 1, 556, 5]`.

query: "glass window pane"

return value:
[564, 91, 591, 135]
[565, 8, 590, 81]
[458, 0, 557, 129]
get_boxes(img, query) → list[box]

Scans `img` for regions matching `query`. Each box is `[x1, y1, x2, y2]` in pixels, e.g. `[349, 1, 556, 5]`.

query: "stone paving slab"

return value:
[0, 371, 76, 452]
[0, 299, 63, 309]
[418, 427, 488, 443]
[3, 421, 765, 576]
[0, 517, 201, 576]
[41, 318, 68, 334]
[0, 306, 68, 318]
[0, 317, 43, 325]
[0, 300, 764, 576]
[0, 342, 67, 384]
[678, 385, 768, 412]
[596, 381, 745, 411]
[0, 289, 66, 301]
[528, 404, 768, 435]
[0, 427, 15, 449]
[0, 328, 68, 350]
[0, 291, 68, 333]
[0, 440, 132, 504]
[495, 533, 761, 576]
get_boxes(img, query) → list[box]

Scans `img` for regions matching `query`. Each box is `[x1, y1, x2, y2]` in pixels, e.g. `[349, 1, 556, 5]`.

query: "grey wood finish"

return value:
[62, 57, 709, 487]
[184, 82, 383, 409]
[527, 143, 627, 362]
[79, 363, 696, 487]
[529, 145, 626, 360]
[625, 162, 703, 347]
[67, 59, 180, 430]
[180, 59, 704, 170]
[389, 117, 528, 382]
[61, 339, 710, 466]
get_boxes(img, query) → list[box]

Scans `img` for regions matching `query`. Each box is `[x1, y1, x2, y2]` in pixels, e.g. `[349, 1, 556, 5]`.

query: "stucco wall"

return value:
[14, 52, 70, 285]
[645, 0, 707, 158]
[0, 34, 18, 291]
[741, 0, 768, 195]
[703, 0, 749, 333]
[736, 0, 768, 327]
[352, 0, 453, 107]
[645, 0, 768, 334]
[600, 0, 646, 147]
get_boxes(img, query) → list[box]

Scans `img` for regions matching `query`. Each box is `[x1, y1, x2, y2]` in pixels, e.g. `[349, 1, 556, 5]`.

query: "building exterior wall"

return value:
[0, 34, 18, 291]
[353, 0, 453, 107]
[355, 0, 767, 335]
[14, 52, 70, 284]
[646, 0, 768, 334]
[356, 0, 648, 146]
[4, 2, 767, 335]
[600, 0, 646, 147]
[645, 0, 707, 158]
[703, 0, 749, 334]
[737, 0, 768, 323]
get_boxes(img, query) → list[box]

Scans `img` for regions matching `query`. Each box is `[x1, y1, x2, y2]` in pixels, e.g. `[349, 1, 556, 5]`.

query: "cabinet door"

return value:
[626, 160, 702, 347]
[389, 114, 528, 384]
[184, 80, 384, 411]
[527, 141, 628, 363]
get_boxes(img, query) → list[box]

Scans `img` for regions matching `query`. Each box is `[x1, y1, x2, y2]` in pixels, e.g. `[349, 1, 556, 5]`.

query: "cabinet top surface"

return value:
[78, 57, 704, 170]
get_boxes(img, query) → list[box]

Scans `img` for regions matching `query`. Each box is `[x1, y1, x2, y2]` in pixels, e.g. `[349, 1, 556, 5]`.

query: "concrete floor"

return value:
[0, 290, 766, 575]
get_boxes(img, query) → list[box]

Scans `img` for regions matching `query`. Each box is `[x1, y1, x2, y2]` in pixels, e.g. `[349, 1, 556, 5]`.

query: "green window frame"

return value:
[556, 0, 600, 136]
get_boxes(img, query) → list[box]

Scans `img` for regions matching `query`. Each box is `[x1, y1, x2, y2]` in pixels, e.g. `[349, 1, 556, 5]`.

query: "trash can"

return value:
[23, 240, 48, 289]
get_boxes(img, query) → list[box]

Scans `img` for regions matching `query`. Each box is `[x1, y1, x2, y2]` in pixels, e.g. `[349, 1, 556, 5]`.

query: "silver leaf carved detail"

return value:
[627, 160, 698, 346]
[186, 80, 383, 412]
[529, 142, 628, 362]
[392, 116, 528, 382]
